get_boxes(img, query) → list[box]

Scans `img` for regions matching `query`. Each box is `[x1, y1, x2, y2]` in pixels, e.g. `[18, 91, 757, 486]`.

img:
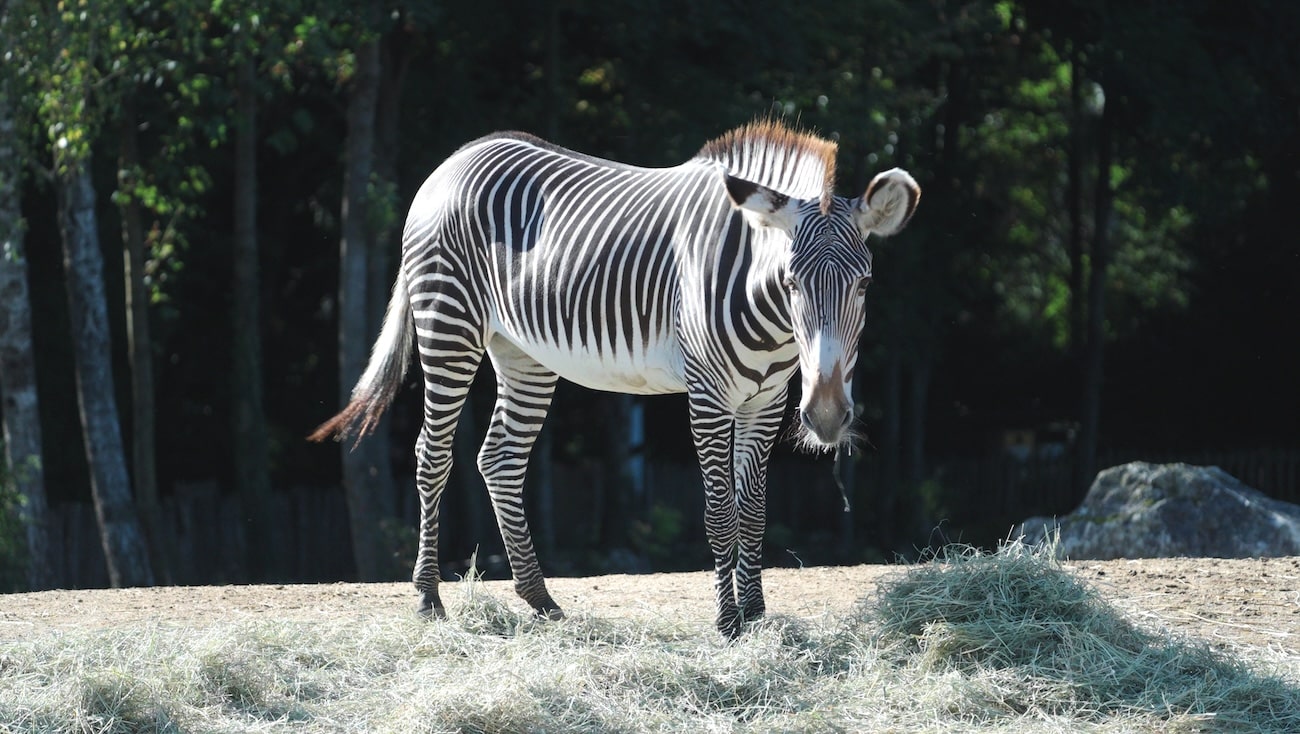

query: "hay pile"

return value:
[2, 543, 1297, 732]
[864, 544, 1300, 730]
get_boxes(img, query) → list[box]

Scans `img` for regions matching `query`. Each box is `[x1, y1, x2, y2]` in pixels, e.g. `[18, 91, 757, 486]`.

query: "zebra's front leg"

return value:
[733, 388, 787, 623]
[688, 389, 742, 638]
[479, 337, 563, 619]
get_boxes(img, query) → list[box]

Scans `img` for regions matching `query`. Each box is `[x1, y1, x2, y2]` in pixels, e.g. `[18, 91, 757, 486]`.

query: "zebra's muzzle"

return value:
[799, 404, 852, 446]
[800, 363, 852, 446]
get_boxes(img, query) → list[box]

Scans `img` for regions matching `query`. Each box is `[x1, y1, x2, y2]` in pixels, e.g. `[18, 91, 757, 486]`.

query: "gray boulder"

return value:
[1018, 461, 1300, 560]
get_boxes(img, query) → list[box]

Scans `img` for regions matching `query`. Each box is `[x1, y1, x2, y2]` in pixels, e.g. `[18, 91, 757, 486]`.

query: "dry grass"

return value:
[3, 543, 1297, 733]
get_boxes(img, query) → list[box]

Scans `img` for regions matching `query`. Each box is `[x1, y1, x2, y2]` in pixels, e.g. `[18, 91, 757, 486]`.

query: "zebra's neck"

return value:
[739, 226, 796, 338]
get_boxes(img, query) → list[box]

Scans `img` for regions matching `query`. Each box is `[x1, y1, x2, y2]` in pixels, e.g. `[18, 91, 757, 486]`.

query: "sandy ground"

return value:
[2, 557, 1298, 654]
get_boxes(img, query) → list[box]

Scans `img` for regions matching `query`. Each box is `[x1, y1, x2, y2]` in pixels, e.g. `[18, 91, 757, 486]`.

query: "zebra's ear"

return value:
[854, 168, 920, 237]
[723, 173, 799, 234]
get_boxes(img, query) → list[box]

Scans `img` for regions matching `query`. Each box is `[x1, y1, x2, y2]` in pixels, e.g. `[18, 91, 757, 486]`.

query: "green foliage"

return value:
[628, 503, 685, 567]
[4, 0, 1297, 546]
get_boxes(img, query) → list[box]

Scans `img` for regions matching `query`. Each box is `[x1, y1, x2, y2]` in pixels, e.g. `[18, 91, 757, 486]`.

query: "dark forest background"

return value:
[1, 0, 1297, 591]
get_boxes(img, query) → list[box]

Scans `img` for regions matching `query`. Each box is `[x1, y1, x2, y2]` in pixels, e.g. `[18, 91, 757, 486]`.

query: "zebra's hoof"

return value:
[524, 590, 564, 620]
[417, 591, 446, 620]
[716, 608, 744, 640]
[740, 599, 766, 623]
[416, 604, 446, 620]
[535, 606, 565, 621]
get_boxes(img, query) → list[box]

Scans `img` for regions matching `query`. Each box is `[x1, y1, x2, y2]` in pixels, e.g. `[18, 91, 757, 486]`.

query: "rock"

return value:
[1017, 462, 1300, 560]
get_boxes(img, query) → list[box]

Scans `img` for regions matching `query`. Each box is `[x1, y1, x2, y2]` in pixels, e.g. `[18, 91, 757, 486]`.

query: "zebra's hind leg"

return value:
[413, 423, 451, 619]
[478, 336, 563, 619]
[733, 389, 787, 624]
[411, 329, 486, 620]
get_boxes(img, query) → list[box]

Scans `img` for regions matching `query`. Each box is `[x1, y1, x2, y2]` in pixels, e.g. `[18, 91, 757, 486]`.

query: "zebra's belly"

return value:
[496, 332, 689, 395]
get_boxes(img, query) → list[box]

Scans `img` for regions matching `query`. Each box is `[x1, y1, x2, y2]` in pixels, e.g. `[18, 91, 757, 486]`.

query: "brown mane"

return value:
[697, 119, 838, 214]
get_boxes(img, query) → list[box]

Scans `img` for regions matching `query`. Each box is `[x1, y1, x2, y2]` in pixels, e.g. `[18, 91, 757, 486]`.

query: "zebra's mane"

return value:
[697, 120, 838, 214]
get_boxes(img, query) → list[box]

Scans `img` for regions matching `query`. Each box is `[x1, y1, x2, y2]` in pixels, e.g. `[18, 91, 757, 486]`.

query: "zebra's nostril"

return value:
[800, 405, 850, 445]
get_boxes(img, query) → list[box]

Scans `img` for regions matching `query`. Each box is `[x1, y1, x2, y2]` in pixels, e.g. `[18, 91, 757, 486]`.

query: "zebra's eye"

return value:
[782, 276, 799, 293]
[856, 278, 872, 296]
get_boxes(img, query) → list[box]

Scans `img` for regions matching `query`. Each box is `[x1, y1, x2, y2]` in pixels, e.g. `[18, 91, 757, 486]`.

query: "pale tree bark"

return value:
[0, 78, 57, 590]
[119, 97, 173, 584]
[57, 155, 154, 588]
[232, 57, 275, 582]
[339, 27, 385, 581]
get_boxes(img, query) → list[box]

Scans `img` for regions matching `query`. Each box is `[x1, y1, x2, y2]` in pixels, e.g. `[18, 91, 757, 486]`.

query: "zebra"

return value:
[310, 120, 919, 638]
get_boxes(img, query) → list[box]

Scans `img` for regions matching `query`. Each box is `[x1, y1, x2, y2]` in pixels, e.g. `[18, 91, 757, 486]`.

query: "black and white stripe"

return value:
[311, 121, 920, 637]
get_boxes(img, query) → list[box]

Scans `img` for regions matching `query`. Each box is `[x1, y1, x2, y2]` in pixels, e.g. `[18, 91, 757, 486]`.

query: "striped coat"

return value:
[312, 120, 919, 637]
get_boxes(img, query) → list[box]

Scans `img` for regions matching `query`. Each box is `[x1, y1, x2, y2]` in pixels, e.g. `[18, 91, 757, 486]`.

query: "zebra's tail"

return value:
[308, 268, 413, 445]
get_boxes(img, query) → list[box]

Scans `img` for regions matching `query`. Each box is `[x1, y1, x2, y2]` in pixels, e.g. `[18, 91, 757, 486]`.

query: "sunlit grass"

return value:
[3, 543, 1297, 733]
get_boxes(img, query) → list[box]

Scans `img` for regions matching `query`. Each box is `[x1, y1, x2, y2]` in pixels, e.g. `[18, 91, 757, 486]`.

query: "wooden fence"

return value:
[42, 447, 1300, 590]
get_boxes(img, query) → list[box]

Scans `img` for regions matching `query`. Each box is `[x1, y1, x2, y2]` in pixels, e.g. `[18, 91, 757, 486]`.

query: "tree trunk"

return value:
[360, 24, 412, 526]
[119, 97, 173, 584]
[1075, 90, 1115, 496]
[339, 28, 385, 581]
[0, 80, 57, 590]
[56, 157, 154, 588]
[1066, 52, 1086, 361]
[232, 57, 275, 582]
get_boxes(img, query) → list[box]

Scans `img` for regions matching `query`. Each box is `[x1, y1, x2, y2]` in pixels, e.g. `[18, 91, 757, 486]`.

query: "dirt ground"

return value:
[2, 557, 1298, 654]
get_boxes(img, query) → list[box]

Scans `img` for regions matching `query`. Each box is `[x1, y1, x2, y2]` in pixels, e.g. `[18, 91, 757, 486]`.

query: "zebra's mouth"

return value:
[788, 406, 861, 455]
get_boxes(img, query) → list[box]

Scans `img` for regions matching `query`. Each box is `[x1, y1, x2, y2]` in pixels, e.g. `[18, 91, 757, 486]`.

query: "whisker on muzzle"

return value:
[784, 407, 866, 456]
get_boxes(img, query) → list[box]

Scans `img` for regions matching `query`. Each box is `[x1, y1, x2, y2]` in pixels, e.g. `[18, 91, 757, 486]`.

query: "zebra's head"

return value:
[725, 168, 920, 450]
